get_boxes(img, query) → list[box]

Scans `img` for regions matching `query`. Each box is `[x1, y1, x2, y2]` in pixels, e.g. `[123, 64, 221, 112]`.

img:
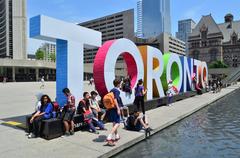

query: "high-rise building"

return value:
[78, 9, 134, 63]
[176, 19, 196, 54]
[39, 43, 56, 62]
[0, 0, 27, 59]
[0, 0, 56, 82]
[137, 0, 171, 38]
[176, 19, 196, 44]
[137, 0, 143, 38]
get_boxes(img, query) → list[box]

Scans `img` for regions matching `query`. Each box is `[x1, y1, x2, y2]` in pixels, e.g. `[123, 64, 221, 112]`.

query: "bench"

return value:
[26, 114, 88, 140]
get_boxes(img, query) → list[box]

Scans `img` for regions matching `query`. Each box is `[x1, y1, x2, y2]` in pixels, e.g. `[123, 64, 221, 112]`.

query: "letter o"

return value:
[93, 38, 144, 104]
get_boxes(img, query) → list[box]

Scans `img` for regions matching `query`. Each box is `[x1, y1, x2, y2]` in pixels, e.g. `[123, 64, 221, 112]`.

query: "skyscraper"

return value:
[0, 0, 27, 59]
[176, 19, 196, 44]
[176, 19, 196, 54]
[137, 0, 171, 38]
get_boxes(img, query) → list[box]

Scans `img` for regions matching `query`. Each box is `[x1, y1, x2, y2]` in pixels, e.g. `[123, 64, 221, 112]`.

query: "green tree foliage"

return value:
[35, 49, 44, 60]
[209, 60, 228, 68]
[50, 53, 56, 62]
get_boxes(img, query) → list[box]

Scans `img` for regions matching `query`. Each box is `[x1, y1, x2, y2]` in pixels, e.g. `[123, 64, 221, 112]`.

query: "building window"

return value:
[209, 48, 218, 62]
[231, 32, 238, 44]
[201, 31, 207, 40]
[200, 24, 208, 40]
[192, 50, 199, 59]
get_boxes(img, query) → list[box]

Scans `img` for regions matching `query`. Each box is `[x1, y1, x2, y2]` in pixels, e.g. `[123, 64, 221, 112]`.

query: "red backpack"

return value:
[52, 102, 60, 111]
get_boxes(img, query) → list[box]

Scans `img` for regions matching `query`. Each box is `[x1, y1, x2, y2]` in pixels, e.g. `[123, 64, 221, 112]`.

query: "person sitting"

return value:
[28, 95, 53, 138]
[62, 88, 76, 136]
[78, 92, 105, 134]
[126, 110, 152, 134]
[89, 91, 106, 122]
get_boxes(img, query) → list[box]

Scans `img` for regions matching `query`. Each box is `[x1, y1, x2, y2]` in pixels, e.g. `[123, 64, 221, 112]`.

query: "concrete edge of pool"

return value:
[99, 83, 240, 158]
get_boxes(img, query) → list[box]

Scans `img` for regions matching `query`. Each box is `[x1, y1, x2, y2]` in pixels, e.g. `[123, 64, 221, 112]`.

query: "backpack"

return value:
[52, 102, 60, 112]
[103, 92, 115, 109]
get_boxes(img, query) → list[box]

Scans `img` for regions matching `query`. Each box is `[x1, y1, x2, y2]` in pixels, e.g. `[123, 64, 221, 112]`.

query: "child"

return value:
[106, 79, 122, 146]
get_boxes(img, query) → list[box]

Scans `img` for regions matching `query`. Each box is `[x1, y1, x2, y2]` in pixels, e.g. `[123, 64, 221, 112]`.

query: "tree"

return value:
[35, 49, 45, 60]
[50, 53, 56, 62]
[209, 60, 228, 68]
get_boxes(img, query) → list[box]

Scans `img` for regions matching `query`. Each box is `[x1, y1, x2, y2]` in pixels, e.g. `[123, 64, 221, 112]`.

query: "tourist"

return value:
[89, 91, 106, 122]
[2, 76, 7, 84]
[62, 88, 76, 136]
[192, 75, 202, 94]
[106, 79, 122, 146]
[126, 110, 152, 136]
[78, 92, 105, 134]
[40, 76, 45, 89]
[122, 76, 132, 94]
[204, 80, 209, 92]
[217, 78, 222, 92]
[28, 95, 53, 138]
[166, 80, 178, 106]
[117, 80, 129, 122]
[134, 79, 147, 115]
[89, 77, 94, 85]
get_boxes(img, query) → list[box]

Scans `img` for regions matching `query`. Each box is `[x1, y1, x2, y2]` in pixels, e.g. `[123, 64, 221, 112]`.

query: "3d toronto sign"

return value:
[30, 15, 208, 105]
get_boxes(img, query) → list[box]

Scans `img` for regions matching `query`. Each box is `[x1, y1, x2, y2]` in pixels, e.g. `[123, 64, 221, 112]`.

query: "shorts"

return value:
[107, 108, 120, 124]
[92, 108, 106, 116]
[63, 109, 75, 121]
[134, 121, 143, 131]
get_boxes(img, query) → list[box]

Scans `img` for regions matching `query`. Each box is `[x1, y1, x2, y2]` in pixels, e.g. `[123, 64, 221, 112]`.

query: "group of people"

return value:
[208, 79, 222, 93]
[27, 78, 152, 147]
[104, 78, 151, 146]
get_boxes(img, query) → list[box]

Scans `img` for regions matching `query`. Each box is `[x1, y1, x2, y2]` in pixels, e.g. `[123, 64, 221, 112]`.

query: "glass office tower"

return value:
[137, 0, 171, 38]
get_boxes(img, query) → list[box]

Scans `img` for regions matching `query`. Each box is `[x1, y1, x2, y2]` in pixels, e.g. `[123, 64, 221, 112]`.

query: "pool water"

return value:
[114, 89, 240, 158]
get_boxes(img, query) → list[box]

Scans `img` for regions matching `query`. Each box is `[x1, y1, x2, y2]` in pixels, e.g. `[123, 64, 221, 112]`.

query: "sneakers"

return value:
[28, 133, 36, 139]
[93, 131, 99, 134]
[65, 131, 70, 136]
[106, 139, 115, 146]
[115, 134, 120, 141]
[70, 130, 75, 135]
[106, 135, 116, 146]
[145, 127, 153, 138]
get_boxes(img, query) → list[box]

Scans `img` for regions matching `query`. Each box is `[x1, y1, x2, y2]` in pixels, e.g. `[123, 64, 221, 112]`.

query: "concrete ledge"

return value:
[99, 84, 240, 158]
[0, 83, 239, 158]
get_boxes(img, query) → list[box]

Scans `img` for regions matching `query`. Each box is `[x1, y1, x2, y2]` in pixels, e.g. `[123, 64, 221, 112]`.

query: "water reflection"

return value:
[114, 89, 240, 158]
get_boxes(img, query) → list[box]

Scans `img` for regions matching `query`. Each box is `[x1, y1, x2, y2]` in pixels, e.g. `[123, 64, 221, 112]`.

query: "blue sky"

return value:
[27, 0, 240, 54]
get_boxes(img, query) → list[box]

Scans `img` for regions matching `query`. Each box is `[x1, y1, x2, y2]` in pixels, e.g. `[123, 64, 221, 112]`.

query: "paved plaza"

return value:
[0, 82, 239, 158]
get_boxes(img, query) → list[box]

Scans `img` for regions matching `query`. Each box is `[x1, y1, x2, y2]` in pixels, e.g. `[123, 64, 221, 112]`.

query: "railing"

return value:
[222, 67, 240, 85]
